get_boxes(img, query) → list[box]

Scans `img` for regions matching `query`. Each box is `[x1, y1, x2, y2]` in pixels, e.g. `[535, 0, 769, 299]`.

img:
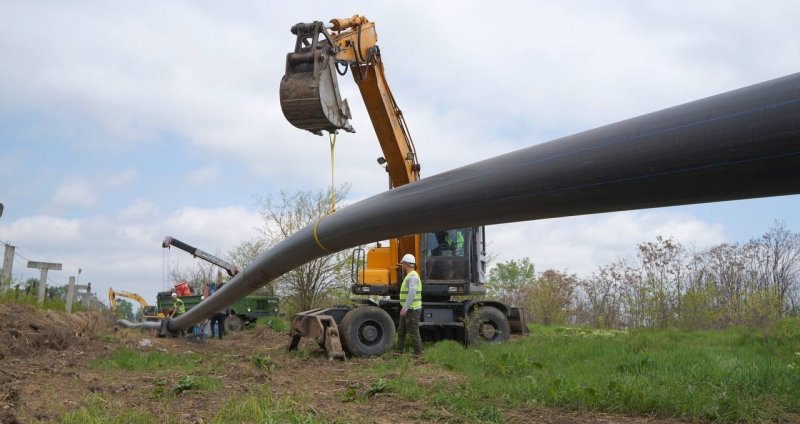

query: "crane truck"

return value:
[108, 288, 164, 322]
[160, 236, 280, 331]
[280, 15, 528, 359]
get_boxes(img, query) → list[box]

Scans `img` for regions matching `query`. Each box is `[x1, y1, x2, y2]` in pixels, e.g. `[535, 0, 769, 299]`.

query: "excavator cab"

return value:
[279, 21, 354, 135]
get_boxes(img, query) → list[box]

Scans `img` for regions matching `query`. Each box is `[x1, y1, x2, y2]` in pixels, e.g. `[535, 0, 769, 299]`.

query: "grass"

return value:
[256, 315, 290, 333]
[62, 394, 167, 424]
[0, 290, 87, 312]
[209, 385, 321, 424]
[90, 346, 205, 372]
[367, 323, 800, 422]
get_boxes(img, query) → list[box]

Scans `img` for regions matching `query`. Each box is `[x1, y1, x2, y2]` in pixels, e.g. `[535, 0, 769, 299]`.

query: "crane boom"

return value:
[162, 236, 239, 277]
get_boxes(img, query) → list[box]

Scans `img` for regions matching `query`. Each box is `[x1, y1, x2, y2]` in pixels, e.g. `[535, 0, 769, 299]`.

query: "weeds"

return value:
[252, 353, 276, 372]
[210, 385, 320, 423]
[364, 326, 800, 422]
[257, 316, 290, 333]
[61, 394, 163, 424]
[91, 346, 204, 372]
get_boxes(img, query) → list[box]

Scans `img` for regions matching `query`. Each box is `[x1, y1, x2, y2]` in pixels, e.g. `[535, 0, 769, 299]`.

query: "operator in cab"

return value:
[395, 254, 423, 356]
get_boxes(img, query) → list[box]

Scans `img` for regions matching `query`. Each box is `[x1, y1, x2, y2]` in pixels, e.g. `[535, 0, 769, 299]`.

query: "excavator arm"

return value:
[280, 16, 421, 269]
[280, 15, 420, 188]
[162, 236, 239, 277]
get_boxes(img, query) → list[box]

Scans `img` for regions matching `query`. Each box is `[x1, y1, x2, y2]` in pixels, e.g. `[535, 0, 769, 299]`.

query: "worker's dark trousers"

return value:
[210, 313, 226, 340]
[395, 308, 422, 355]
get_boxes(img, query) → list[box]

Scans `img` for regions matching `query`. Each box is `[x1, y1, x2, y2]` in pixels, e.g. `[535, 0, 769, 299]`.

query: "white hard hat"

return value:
[400, 254, 416, 265]
[171, 292, 177, 298]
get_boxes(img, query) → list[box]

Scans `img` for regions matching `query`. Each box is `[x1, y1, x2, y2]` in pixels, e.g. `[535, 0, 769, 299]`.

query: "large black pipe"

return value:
[135, 72, 800, 332]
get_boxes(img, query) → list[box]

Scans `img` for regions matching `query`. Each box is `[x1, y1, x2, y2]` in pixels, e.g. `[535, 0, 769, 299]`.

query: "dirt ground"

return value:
[0, 304, 688, 423]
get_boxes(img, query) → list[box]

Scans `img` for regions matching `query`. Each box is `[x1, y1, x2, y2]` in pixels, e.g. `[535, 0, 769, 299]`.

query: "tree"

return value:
[528, 269, 577, 325]
[114, 299, 135, 320]
[576, 264, 625, 328]
[47, 284, 69, 301]
[168, 261, 216, 294]
[228, 238, 267, 271]
[256, 185, 351, 312]
[227, 238, 272, 295]
[486, 257, 535, 307]
[760, 221, 800, 313]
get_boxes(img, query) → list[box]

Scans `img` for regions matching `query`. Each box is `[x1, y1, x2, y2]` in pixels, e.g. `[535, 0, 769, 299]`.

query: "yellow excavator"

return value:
[108, 288, 164, 322]
[281, 16, 527, 359]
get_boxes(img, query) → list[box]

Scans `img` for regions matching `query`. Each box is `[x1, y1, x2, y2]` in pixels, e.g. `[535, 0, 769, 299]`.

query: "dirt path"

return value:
[0, 305, 687, 423]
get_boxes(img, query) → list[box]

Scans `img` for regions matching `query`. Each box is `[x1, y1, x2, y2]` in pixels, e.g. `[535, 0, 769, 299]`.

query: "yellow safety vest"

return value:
[400, 270, 422, 309]
[174, 298, 186, 314]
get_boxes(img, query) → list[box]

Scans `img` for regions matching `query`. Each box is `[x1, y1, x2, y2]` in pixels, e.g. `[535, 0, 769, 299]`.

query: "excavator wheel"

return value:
[467, 306, 510, 345]
[340, 306, 396, 357]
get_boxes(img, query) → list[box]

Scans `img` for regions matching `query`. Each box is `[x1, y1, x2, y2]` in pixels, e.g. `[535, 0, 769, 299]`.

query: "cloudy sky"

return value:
[1, 1, 799, 303]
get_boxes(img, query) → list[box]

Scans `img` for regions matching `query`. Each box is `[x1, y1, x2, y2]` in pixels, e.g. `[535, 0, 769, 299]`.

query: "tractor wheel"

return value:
[467, 306, 510, 345]
[224, 315, 243, 332]
[340, 306, 396, 357]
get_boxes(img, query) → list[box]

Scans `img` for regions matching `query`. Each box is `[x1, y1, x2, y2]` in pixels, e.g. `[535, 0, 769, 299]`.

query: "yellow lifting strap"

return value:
[313, 132, 339, 253]
[328, 132, 337, 213]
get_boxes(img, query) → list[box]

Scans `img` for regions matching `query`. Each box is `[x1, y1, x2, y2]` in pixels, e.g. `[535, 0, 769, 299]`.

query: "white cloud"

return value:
[117, 199, 159, 222]
[107, 169, 139, 187]
[3, 1, 798, 198]
[186, 166, 219, 185]
[48, 169, 138, 213]
[0, 200, 263, 303]
[490, 210, 728, 276]
[162, 206, 262, 249]
[50, 180, 98, 210]
[1, 215, 82, 248]
[1, 1, 798, 308]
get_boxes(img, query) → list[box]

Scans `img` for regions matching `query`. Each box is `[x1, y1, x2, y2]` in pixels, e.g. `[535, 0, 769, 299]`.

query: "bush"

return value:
[256, 316, 289, 333]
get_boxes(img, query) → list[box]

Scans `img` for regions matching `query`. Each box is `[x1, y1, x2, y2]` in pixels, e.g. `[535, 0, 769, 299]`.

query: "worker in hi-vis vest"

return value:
[170, 292, 186, 318]
[395, 254, 423, 355]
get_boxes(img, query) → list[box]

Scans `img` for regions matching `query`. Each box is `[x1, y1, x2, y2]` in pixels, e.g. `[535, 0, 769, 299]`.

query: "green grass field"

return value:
[371, 322, 800, 422]
[62, 319, 800, 422]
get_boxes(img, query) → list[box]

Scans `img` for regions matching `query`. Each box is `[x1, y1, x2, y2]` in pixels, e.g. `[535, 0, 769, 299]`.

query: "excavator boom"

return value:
[162, 236, 239, 277]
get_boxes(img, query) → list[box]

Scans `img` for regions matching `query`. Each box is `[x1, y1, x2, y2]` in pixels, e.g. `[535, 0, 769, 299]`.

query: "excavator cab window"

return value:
[426, 229, 466, 257]
[422, 228, 470, 281]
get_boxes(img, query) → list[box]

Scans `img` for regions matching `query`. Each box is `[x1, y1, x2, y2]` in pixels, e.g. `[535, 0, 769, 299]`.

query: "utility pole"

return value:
[26, 261, 62, 304]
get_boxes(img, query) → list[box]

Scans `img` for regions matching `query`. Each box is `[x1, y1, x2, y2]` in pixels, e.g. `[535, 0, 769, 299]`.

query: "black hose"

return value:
[163, 72, 800, 332]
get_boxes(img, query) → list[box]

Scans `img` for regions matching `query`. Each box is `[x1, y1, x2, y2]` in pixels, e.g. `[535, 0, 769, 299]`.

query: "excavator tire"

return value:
[340, 306, 396, 357]
[224, 315, 243, 332]
[467, 306, 510, 345]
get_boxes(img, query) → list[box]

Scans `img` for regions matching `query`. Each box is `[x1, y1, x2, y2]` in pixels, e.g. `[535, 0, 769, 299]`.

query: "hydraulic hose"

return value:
[146, 72, 800, 333]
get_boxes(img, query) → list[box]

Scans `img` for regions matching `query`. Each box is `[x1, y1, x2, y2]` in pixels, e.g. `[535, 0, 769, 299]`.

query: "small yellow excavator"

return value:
[281, 16, 527, 359]
[108, 288, 164, 322]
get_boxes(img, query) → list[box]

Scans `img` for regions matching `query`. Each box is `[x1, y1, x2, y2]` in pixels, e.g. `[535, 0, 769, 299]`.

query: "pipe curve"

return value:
[168, 72, 800, 332]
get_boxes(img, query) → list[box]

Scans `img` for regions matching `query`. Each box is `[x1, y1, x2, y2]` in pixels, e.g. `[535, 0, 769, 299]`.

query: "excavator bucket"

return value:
[280, 22, 354, 135]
